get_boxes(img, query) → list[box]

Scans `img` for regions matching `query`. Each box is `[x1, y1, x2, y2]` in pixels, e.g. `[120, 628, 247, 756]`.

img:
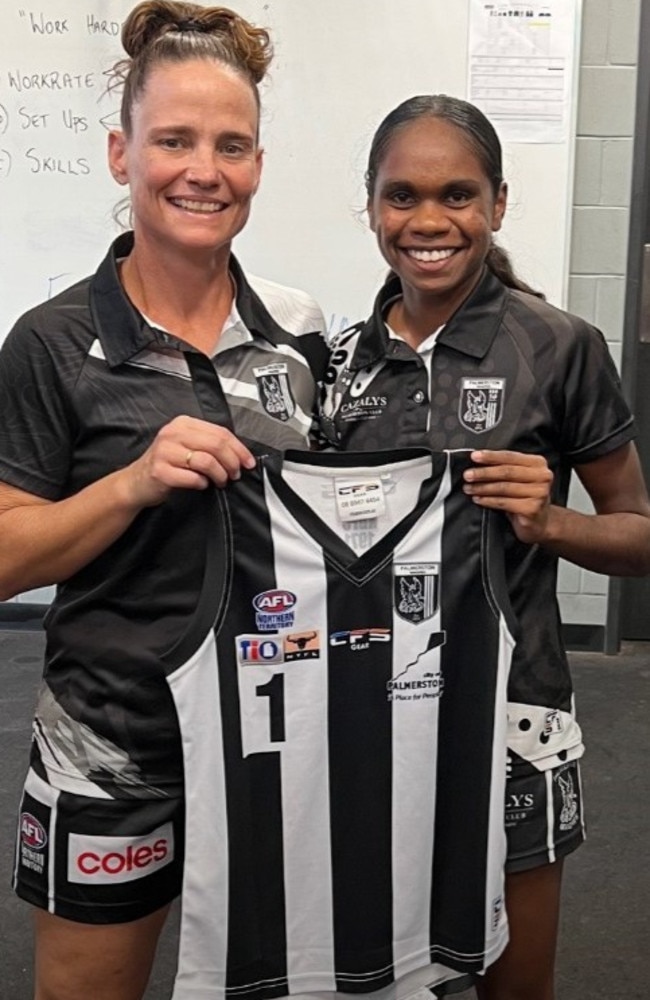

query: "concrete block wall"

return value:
[560, 0, 640, 626]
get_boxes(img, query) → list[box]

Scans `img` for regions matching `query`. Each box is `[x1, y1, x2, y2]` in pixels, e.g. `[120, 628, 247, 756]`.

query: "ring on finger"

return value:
[185, 449, 195, 469]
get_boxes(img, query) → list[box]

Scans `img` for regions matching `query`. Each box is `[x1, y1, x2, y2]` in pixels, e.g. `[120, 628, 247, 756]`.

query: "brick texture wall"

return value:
[559, 0, 640, 626]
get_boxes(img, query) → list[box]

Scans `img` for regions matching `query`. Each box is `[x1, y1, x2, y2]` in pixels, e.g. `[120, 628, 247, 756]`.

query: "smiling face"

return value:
[367, 115, 507, 324]
[108, 58, 262, 262]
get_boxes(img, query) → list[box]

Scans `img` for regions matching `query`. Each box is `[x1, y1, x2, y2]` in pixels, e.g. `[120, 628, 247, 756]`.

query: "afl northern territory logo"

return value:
[394, 562, 439, 624]
[459, 378, 505, 433]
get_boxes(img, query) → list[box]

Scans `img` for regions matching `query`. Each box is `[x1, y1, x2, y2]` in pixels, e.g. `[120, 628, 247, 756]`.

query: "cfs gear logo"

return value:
[394, 563, 439, 624]
[68, 822, 174, 885]
[329, 628, 391, 650]
[458, 378, 505, 433]
[252, 589, 297, 631]
[253, 363, 295, 422]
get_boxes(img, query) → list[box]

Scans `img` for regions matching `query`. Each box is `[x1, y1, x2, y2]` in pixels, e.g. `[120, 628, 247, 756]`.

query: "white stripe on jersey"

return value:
[89, 338, 194, 379]
[545, 770, 556, 864]
[576, 757, 587, 844]
[170, 633, 230, 999]
[264, 477, 336, 991]
[125, 354, 192, 379]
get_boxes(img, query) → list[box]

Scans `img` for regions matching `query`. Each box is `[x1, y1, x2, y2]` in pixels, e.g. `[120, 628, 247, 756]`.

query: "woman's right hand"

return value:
[121, 415, 257, 508]
[0, 416, 256, 598]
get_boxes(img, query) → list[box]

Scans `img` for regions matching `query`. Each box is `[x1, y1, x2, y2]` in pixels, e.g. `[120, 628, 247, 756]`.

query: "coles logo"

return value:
[21, 812, 47, 849]
[68, 821, 174, 886]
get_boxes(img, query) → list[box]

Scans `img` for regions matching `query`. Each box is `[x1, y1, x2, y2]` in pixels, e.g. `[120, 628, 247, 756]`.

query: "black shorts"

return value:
[13, 768, 184, 923]
[504, 757, 585, 873]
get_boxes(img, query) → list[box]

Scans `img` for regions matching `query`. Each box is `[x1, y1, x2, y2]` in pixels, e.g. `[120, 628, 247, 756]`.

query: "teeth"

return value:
[172, 198, 224, 213]
[407, 248, 456, 262]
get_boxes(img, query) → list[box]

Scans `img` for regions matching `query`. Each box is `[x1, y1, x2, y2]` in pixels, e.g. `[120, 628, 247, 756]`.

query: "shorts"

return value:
[13, 767, 184, 923]
[504, 756, 586, 873]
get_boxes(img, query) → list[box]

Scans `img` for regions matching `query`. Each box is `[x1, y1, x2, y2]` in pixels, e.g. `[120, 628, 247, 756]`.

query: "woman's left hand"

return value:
[462, 449, 554, 545]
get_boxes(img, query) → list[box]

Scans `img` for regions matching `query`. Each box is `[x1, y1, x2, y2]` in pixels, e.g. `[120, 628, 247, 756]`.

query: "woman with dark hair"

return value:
[320, 94, 650, 1000]
[0, 3, 325, 997]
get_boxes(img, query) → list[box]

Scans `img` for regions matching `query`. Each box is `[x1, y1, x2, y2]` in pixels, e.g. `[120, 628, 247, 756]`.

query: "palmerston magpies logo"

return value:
[254, 363, 295, 422]
[394, 562, 439, 624]
[459, 377, 505, 433]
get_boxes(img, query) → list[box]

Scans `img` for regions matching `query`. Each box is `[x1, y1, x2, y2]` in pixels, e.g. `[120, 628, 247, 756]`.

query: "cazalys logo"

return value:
[21, 813, 47, 849]
[339, 395, 388, 423]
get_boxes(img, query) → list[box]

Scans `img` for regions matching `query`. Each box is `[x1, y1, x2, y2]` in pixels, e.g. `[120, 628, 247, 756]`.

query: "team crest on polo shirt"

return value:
[459, 378, 505, 433]
[254, 363, 295, 422]
[394, 562, 439, 624]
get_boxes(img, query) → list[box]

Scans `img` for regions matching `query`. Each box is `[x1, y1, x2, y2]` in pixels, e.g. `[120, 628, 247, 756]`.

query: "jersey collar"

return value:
[90, 232, 291, 367]
[350, 267, 509, 371]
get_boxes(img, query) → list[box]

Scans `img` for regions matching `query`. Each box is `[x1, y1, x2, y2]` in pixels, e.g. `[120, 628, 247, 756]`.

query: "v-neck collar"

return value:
[259, 448, 449, 584]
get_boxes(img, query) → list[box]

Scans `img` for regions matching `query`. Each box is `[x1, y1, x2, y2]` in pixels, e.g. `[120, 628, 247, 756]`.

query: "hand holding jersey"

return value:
[321, 94, 650, 1000]
[462, 449, 554, 544]
[123, 414, 257, 507]
[2, 6, 326, 1000]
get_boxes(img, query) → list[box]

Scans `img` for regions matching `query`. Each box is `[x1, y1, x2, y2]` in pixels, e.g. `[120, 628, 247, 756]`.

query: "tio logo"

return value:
[238, 636, 283, 664]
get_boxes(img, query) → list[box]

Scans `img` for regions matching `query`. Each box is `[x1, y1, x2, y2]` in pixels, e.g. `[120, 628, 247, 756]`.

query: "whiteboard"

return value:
[0, 0, 580, 345]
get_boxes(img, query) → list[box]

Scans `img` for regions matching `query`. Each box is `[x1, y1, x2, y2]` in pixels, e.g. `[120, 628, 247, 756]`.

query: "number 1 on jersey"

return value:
[255, 673, 286, 743]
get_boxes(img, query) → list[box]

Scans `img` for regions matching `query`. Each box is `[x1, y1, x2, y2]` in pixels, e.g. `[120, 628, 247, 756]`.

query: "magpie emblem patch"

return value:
[394, 562, 439, 624]
[254, 363, 296, 422]
[459, 378, 505, 433]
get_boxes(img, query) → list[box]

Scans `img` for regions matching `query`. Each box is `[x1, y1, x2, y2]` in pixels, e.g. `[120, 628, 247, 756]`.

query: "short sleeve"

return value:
[0, 319, 76, 498]
[559, 320, 634, 463]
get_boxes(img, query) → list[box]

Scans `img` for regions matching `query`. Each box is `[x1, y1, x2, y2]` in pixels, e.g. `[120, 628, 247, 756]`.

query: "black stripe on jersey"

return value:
[185, 351, 235, 432]
[326, 556, 395, 991]
[219, 472, 289, 997]
[295, 330, 329, 382]
[430, 469, 498, 967]
[160, 489, 232, 674]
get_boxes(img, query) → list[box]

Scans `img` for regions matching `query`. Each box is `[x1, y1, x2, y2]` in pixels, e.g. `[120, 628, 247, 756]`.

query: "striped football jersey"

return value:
[163, 447, 517, 1000]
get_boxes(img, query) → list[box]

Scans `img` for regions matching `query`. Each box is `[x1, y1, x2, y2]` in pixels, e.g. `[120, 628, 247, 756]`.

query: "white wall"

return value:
[0, 0, 577, 344]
